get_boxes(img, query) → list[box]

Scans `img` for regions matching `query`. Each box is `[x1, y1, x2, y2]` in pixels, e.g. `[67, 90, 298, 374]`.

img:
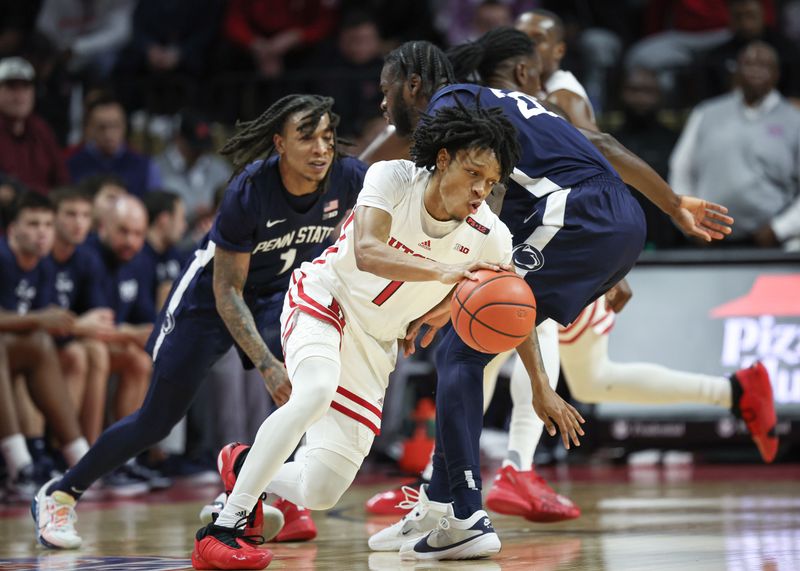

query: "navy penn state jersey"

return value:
[206, 154, 366, 296]
[48, 243, 108, 313]
[84, 235, 157, 325]
[0, 238, 53, 313]
[427, 84, 619, 236]
[140, 241, 190, 297]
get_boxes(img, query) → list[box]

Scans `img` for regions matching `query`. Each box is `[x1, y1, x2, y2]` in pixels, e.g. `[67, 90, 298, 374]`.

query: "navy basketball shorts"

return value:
[145, 289, 286, 383]
[510, 175, 646, 327]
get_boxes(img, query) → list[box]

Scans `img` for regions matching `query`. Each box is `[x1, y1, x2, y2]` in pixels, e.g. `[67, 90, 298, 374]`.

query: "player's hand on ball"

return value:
[532, 384, 585, 450]
[672, 196, 734, 242]
[438, 261, 512, 284]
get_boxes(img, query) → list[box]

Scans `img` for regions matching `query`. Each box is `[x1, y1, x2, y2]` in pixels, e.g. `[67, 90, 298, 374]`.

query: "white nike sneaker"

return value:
[400, 509, 501, 560]
[198, 491, 285, 541]
[368, 485, 454, 551]
[32, 478, 82, 549]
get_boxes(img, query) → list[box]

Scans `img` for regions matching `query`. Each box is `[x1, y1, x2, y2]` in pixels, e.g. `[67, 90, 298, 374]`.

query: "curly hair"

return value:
[410, 101, 521, 182]
[220, 94, 341, 177]
[446, 27, 536, 84]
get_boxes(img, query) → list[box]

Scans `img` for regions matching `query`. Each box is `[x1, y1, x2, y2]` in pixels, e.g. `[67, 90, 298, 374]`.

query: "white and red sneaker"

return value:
[486, 464, 580, 523]
[732, 362, 778, 463]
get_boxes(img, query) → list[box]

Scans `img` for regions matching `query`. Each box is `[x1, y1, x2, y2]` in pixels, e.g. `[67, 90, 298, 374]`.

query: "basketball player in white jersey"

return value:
[191, 103, 583, 569]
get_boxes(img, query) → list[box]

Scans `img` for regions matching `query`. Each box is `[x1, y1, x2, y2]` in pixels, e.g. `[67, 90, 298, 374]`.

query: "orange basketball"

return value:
[450, 269, 536, 353]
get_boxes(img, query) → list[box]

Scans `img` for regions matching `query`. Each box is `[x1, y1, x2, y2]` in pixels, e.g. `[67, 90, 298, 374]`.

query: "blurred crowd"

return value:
[0, 0, 799, 500]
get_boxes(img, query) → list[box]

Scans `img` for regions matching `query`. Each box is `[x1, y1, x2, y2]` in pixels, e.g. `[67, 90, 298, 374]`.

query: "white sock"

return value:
[216, 355, 340, 528]
[0, 434, 33, 479]
[506, 319, 560, 472]
[61, 438, 89, 467]
[421, 455, 434, 481]
[560, 328, 732, 407]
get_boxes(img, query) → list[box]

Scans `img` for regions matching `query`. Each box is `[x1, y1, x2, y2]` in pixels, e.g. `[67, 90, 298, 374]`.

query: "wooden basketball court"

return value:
[1, 463, 798, 570]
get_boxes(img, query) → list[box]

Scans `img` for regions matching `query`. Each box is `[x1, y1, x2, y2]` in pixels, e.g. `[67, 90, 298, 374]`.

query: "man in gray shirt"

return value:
[670, 41, 800, 247]
[155, 112, 232, 229]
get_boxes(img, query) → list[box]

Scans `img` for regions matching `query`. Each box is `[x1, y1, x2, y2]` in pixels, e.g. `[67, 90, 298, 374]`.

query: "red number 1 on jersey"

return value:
[372, 280, 404, 306]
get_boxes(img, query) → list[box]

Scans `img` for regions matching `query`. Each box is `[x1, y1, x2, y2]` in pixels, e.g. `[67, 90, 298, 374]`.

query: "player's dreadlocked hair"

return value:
[446, 27, 535, 84]
[410, 101, 521, 182]
[384, 41, 455, 98]
[220, 94, 340, 176]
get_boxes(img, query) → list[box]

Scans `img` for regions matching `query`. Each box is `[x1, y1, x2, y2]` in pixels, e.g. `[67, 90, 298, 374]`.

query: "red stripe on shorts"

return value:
[330, 401, 380, 435]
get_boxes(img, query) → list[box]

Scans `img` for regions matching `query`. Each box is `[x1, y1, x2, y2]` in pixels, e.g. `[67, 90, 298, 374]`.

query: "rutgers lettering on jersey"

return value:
[208, 155, 367, 295]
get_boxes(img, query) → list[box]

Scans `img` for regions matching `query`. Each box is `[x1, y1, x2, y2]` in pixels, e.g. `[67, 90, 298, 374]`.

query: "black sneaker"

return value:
[101, 466, 149, 497]
[6, 463, 37, 501]
[125, 461, 173, 490]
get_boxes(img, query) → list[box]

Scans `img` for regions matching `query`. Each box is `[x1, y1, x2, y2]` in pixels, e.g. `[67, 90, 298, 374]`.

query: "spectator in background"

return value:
[48, 187, 115, 444]
[116, 0, 224, 78]
[343, 0, 443, 48]
[223, 0, 339, 78]
[611, 68, 681, 248]
[0, 174, 26, 233]
[0, 192, 89, 499]
[154, 112, 231, 228]
[0, 1, 44, 60]
[78, 174, 128, 231]
[626, 0, 775, 96]
[0, 57, 68, 195]
[88, 195, 155, 423]
[309, 11, 384, 140]
[35, 0, 135, 82]
[141, 190, 189, 310]
[441, 0, 532, 46]
[68, 94, 162, 198]
[670, 42, 800, 247]
[704, 0, 800, 97]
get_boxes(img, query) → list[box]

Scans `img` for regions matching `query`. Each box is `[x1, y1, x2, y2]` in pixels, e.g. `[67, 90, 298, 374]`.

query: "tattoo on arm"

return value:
[213, 249, 284, 390]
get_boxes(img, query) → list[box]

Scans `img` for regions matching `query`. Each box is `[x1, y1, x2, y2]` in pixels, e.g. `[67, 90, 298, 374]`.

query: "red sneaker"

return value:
[273, 498, 317, 542]
[191, 520, 273, 570]
[217, 443, 263, 537]
[522, 468, 580, 523]
[733, 362, 778, 463]
[486, 465, 580, 523]
[485, 465, 531, 517]
[365, 482, 424, 516]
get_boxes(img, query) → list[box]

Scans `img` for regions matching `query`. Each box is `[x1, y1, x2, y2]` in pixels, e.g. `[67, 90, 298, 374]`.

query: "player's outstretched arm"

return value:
[213, 247, 291, 406]
[581, 129, 734, 242]
[354, 206, 506, 283]
[516, 329, 585, 449]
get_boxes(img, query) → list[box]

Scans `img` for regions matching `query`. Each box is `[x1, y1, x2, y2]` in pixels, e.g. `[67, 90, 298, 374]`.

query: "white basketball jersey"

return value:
[545, 69, 596, 123]
[294, 160, 513, 342]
